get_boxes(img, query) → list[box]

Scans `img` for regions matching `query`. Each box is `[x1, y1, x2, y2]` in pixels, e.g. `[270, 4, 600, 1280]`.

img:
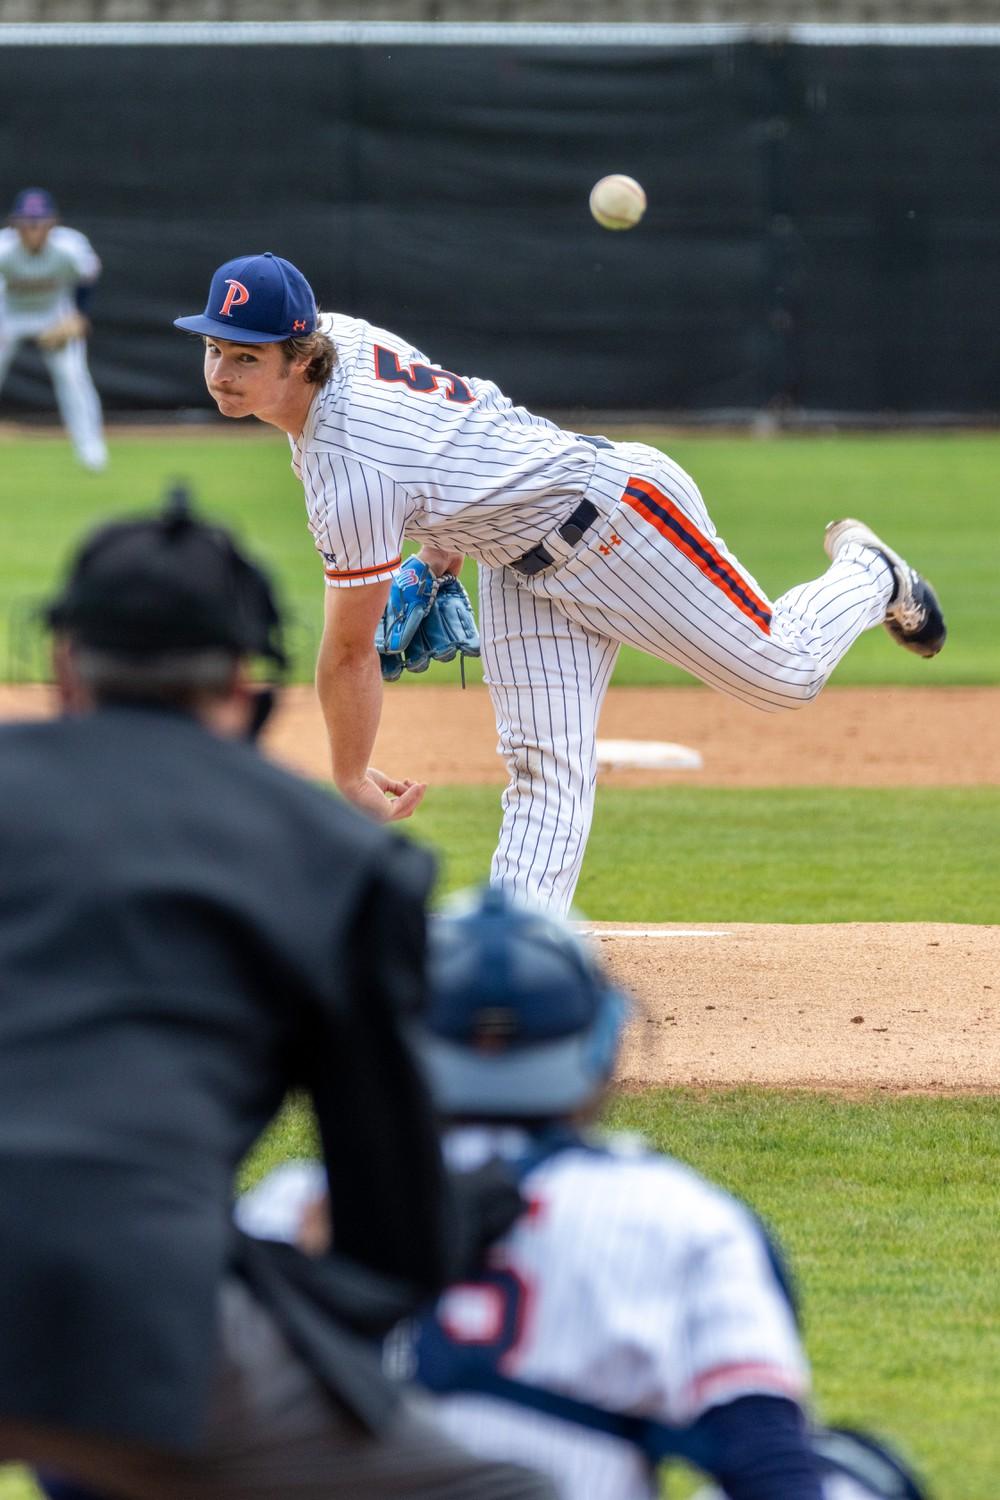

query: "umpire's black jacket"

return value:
[0, 703, 445, 1453]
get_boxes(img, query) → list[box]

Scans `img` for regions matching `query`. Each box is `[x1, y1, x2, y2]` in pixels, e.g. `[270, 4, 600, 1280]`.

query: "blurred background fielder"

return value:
[0, 188, 107, 472]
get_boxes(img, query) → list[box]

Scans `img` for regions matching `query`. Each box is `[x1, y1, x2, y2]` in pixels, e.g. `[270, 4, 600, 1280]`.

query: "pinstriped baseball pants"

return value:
[480, 441, 894, 915]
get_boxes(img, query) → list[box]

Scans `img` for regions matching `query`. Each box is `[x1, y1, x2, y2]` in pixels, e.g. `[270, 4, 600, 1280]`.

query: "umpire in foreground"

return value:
[0, 493, 554, 1500]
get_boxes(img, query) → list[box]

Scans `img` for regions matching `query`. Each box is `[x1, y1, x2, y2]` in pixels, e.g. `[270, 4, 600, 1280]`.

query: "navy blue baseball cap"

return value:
[173, 252, 317, 344]
[11, 187, 58, 221]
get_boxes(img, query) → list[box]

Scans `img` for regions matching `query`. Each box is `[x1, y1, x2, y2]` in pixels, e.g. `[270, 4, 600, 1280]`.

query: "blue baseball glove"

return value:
[378, 557, 439, 655]
[375, 557, 438, 680]
[375, 564, 480, 681]
[434, 574, 480, 661]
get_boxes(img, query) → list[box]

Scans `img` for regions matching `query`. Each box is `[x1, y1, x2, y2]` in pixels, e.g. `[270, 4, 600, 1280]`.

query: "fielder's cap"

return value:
[173, 252, 317, 344]
[417, 887, 629, 1118]
[45, 484, 287, 667]
[11, 187, 58, 221]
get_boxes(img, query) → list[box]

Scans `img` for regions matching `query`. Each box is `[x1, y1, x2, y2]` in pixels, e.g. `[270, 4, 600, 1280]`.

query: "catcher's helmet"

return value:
[418, 886, 629, 1118]
[45, 484, 287, 670]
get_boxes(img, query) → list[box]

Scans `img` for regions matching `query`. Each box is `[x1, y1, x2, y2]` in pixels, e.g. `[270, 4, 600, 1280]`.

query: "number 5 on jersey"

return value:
[375, 346, 473, 404]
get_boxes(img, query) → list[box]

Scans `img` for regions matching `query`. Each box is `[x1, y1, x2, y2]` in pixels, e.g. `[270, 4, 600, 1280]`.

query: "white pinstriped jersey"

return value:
[411, 1127, 810, 1500]
[289, 311, 897, 919]
[235, 1138, 808, 1500]
[292, 312, 603, 585]
[0, 227, 100, 318]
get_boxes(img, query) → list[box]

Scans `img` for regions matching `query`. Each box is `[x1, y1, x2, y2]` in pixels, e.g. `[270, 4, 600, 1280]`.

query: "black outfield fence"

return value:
[2, 21, 999, 420]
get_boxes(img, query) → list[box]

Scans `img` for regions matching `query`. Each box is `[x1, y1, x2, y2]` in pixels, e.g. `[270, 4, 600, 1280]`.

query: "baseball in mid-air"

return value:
[589, 174, 647, 230]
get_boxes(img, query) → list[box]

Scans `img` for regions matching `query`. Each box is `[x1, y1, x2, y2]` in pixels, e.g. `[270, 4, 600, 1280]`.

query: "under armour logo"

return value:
[599, 534, 623, 556]
[293, 319, 307, 332]
[219, 279, 250, 318]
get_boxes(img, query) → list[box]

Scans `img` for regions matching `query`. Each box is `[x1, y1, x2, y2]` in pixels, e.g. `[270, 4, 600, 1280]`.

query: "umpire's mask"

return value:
[45, 485, 288, 738]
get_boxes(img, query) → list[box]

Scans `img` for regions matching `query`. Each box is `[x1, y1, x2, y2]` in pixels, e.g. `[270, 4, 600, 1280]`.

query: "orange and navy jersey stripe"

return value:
[324, 554, 402, 582]
[623, 477, 772, 635]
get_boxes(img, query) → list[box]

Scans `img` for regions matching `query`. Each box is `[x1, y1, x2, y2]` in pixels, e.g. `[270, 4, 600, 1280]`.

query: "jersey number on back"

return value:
[375, 346, 473, 404]
[416, 1264, 534, 1388]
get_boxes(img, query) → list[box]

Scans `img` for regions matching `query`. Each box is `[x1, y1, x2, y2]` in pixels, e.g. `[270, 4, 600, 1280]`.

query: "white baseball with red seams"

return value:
[295, 311, 898, 914]
[589, 174, 647, 229]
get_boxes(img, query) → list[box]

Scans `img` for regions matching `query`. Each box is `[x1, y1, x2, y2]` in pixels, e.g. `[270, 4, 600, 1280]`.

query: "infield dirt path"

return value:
[2, 682, 996, 1093]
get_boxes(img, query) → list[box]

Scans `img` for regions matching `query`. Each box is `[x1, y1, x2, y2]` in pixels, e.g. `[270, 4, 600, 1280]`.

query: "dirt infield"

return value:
[259, 682, 999, 789]
[601, 922, 998, 1093]
[2, 682, 996, 1093]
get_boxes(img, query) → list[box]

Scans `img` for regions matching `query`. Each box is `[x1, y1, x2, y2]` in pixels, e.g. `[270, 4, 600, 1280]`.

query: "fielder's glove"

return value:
[375, 563, 480, 682]
[36, 310, 89, 352]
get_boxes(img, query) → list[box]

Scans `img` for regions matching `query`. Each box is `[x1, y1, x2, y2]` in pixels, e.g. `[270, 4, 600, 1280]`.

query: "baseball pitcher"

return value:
[175, 253, 946, 913]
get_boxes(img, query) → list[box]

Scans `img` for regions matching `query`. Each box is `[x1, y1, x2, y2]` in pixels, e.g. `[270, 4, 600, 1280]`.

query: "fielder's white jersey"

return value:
[292, 312, 603, 584]
[410, 1127, 810, 1500]
[0, 226, 100, 319]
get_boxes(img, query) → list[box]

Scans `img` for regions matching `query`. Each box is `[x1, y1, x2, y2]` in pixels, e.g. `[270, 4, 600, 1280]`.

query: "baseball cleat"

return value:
[824, 517, 947, 658]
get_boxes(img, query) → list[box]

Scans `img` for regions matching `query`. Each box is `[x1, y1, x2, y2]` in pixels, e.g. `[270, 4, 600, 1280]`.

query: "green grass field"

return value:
[0, 427, 995, 1500]
[0, 426, 995, 685]
[413, 785, 1000, 922]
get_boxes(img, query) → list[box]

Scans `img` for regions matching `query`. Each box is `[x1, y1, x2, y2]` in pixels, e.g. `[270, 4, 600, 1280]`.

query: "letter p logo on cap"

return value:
[219, 279, 250, 318]
[175, 253, 317, 344]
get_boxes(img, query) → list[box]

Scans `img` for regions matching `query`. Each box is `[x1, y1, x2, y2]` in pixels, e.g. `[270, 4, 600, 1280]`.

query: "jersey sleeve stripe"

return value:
[623, 478, 773, 635]
[324, 555, 401, 580]
[688, 1360, 807, 1408]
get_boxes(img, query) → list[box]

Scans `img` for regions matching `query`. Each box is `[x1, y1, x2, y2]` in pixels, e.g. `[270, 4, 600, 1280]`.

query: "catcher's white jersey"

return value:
[414, 1128, 809, 1500]
[296, 314, 895, 913]
[0, 225, 100, 320]
[234, 1159, 327, 1241]
[235, 1134, 809, 1500]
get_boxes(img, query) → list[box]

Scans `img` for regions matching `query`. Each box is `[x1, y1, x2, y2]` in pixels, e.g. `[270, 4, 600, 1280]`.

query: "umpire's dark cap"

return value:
[174, 252, 317, 344]
[417, 887, 629, 1117]
[45, 488, 287, 667]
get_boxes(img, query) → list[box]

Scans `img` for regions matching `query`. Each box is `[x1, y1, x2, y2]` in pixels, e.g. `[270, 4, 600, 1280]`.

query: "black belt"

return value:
[510, 500, 599, 577]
